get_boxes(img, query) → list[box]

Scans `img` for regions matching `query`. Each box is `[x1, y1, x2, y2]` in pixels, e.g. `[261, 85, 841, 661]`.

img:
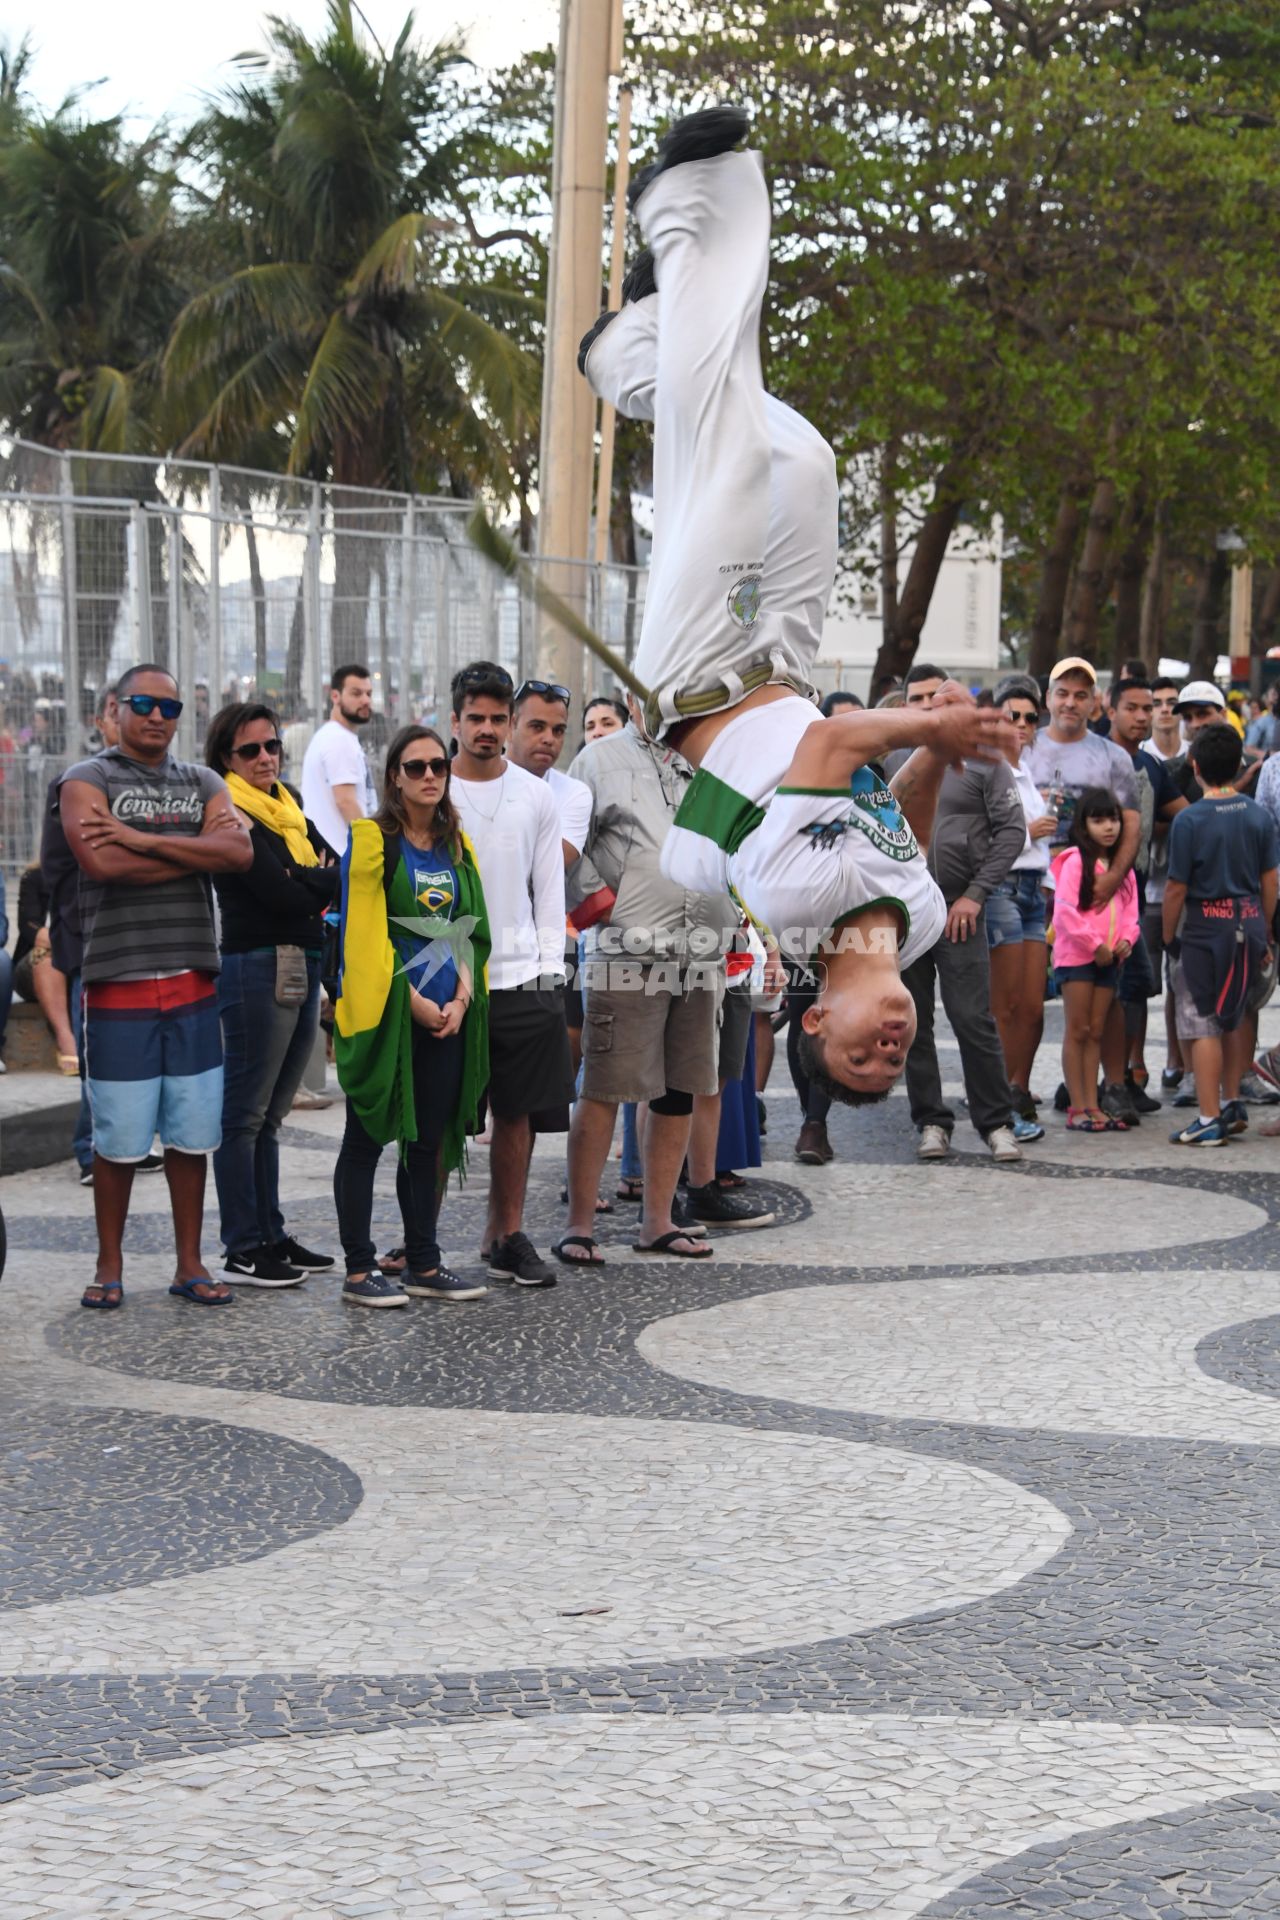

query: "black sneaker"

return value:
[1008, 1083, 1038, 1122]
[487, 1232, 557, 1288]
[756, 1095, 767, 1136]
[1099, 1080, 1140, 1127]
[403, 1266, 489, 1301]
[78, 1166, 93, 1187]
[1125, 1072, 1163, 1114]
[342, 1269, 409, 1308]
[683, 1180, 775, 1229]
[137, 1152, 164, 1174]
[1222, 1098, 1249, 1136]
[269, 1236, 335, 1273]
[628, 104, 751, 209]
[1161, 1067, 1185, 1092]
[671, 1194, 709, 1237]
[1053, 1081, 1070, 1112]
[223, 1248, 306, 1288]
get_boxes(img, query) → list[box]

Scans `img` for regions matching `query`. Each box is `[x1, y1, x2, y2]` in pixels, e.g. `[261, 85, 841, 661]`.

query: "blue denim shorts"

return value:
[986, 870, 1048, 949]
[1056, 960, 1120, 992]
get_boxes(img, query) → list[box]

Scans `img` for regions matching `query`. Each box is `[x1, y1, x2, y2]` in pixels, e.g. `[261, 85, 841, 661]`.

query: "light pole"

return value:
[535, 0, 616, 714]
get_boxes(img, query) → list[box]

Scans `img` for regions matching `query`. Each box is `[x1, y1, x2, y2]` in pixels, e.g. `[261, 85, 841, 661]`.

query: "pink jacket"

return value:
[1050, 848, 1140, 968]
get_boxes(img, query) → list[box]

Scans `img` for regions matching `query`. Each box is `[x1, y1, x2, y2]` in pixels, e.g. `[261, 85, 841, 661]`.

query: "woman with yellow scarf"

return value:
[206, 701, 340, 1287]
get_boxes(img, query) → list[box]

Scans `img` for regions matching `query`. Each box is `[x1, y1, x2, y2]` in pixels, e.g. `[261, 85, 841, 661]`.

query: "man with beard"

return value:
[300, 663, 378, 858]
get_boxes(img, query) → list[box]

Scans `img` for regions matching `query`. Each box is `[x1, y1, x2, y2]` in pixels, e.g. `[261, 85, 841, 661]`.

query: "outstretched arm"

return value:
[782, 688, 1014, 798]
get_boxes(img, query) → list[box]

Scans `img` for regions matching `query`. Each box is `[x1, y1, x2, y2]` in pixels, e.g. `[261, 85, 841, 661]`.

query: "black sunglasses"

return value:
[400, 755, 450, 780]
[232, 737, 283, 760]
[124, 694, 183, 721]
[1005, 707, 1039, 723]
[515, 679, 571, 706]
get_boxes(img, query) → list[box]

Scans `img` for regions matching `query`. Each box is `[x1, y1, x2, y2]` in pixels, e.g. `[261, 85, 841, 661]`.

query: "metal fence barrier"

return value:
[0, 438, 647, 885]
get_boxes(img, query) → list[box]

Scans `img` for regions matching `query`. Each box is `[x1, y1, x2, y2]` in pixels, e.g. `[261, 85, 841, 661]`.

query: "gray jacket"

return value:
[885, 749, 1026, 906]
[567, 725, 736, 961]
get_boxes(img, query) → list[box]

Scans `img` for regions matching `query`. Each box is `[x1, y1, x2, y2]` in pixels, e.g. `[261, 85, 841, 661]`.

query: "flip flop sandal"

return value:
[169, 1277, 236, 1306]
[632, 1231, 714, 1259]
[380, 1246, 407, 1273]
[81, 1280, 123, 1309]
[559, 1189, 614, 1213]
[1066, 1108, 1108, 1132]
[615, 1177, 643, 1202]
[552, 1235, 606, 1267]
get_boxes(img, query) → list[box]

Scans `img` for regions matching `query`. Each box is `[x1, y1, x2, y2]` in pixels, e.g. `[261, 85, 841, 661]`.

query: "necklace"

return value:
[455, 767, 506, 823]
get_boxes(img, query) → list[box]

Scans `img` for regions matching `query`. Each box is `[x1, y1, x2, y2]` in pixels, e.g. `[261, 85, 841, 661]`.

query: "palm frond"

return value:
[176, 335, 311, 459]
[345, 210, 439, 299]
[420, 286, 541, 432]
[289, 312, 388, 472]
[80, 365, 132, 453]
[164, 263, 323, 387]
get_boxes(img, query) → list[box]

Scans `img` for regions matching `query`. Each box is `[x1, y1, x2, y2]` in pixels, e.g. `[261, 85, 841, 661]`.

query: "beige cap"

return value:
[1048, 656, 1098, 685]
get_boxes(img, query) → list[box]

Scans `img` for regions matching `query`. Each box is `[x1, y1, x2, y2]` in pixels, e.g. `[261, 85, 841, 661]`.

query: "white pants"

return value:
[586, 295, 839, 694]
[630, 151, 829, 734]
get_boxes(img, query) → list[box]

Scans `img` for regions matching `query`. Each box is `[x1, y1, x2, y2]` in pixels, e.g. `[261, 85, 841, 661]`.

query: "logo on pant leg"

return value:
[726, 574, 762, 628]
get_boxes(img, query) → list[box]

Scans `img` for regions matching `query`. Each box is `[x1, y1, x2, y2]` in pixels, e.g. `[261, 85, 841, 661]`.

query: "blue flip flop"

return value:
[169, 1277, 235, 1306]
[81, 1281, 123, 1309]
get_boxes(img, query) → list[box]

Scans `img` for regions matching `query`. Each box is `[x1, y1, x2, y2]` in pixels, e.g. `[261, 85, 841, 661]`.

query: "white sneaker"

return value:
[987, 1125, 1023, 1164]
[291, 1087, 332, 1110]
[917, 1124, 951, 1161]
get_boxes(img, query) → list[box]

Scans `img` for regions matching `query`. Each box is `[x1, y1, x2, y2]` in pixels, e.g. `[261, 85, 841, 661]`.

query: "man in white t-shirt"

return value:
[449, 662, 575, 1288]
[723, 698, 1013, 1108]
[505, 677, 594, 1071]
[299, 663, 378, 857]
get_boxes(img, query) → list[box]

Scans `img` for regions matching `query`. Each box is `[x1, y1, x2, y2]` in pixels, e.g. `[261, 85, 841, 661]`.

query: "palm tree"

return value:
[0, 110, 182, 455]
[163, 1, 540, 498]
[0, 106, 187, 684]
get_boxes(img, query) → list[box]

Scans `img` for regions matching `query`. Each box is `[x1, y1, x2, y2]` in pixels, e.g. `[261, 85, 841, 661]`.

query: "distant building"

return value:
[818, 520, 1003, 698]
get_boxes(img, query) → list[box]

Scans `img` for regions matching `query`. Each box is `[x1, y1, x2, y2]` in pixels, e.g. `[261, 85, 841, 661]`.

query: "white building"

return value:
[817, 520, 1004, 698]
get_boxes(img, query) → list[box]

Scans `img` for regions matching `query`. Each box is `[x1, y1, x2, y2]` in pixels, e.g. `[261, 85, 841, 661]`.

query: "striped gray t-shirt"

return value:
[61, 749, 227, 983]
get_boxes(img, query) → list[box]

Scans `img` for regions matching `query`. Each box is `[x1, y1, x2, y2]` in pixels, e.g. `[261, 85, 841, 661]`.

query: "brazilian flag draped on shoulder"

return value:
[334, 818, 490, 1176]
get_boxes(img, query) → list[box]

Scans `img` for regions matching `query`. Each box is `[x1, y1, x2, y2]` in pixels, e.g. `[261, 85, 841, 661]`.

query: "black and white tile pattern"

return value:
[6, 1029, 1280, 1914]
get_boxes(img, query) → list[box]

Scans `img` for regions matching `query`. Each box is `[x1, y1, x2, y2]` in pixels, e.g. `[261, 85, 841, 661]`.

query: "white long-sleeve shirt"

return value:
[452, 760, 567, 989]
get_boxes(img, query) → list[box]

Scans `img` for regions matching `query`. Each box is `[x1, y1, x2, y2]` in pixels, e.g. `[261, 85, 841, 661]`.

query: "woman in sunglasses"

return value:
[987, 675, 1058, 1128]
[206, 702, 340, 1287]
[332, 725, 492, 1306]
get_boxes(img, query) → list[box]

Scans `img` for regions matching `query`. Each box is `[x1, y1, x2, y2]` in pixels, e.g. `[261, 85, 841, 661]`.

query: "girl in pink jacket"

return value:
[1051, 788, 1140, 1131]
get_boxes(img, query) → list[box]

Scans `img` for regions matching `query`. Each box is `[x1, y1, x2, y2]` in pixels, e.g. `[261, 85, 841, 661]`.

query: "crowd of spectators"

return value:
[8, 649, 1280, 1312]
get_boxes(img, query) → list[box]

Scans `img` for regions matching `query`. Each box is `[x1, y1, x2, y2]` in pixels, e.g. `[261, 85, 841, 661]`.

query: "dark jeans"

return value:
[70, 970, 92, 1172]
[904, 913, 1013, 1138]
[785, 969, 831, 1124]
[333, 1023, 463, 1275]
[213, 949, 322, 1256]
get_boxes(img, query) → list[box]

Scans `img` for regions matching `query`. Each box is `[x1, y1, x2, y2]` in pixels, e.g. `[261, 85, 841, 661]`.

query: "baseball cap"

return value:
[1174, 680, 1226, 711]
[1048, 656, 1097, 685]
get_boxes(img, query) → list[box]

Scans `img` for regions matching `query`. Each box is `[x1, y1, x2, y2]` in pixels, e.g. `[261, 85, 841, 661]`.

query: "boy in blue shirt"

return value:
[1163, 724, 1278, 1145]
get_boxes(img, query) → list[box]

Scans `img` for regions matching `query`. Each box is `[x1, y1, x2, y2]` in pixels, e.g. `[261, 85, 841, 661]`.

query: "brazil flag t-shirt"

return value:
[393, 839, 459, 1006]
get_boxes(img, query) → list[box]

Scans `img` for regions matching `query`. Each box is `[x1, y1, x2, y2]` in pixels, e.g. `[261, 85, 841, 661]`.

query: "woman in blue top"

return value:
[332, 725, 491, 1307]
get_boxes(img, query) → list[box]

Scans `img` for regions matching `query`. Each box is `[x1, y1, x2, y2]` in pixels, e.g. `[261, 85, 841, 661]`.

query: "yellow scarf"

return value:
[225, 772, 318, 866]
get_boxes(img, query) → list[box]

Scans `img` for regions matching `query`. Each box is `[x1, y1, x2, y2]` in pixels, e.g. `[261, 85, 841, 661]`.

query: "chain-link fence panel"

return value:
[0, 438, 647, 885]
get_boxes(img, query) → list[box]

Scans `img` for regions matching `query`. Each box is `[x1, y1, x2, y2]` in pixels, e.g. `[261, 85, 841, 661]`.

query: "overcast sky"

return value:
[17, 0, 559, 129]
